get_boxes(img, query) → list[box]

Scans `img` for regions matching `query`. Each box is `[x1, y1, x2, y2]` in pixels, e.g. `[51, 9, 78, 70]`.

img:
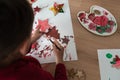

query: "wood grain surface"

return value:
[42, 0, 120, 80]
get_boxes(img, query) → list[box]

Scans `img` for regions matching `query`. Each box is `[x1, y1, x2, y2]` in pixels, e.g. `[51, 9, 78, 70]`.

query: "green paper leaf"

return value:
[110, 61, 116, 64]
[59, 9, 64, 13]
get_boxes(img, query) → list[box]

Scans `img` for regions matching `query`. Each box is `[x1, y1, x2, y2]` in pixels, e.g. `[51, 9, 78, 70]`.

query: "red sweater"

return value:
[0, 56, 68, 80]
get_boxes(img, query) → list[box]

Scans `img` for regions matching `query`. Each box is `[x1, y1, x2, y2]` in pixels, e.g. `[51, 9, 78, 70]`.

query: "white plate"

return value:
[77, 5, 117, 36]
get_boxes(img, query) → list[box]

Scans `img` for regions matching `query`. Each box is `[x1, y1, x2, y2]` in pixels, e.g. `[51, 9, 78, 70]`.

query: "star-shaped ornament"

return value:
[61, 36, 70, 44]
[46, 26, 60, 39]
[75, 70, 86, 80]
[36, 19, 52, 32]
[50, 2, 64, 15]
[34, 6, 41, 13]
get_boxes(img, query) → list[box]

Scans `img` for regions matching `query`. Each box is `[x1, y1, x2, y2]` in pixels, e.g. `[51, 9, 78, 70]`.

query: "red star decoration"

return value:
[46, 26, 60, 39]
[36, 19, 52, 32]
[34, 6, 41, 13]
[61, 36, 70, 44]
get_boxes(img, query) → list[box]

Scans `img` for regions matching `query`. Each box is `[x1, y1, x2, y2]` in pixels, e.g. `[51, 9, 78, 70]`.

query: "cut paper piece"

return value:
[61, 36, 70, 44]
[46, 26, 60, 39]
[33, 5, 49, 15]
[61, 36, 73, 45]
[50, 2, 64, 15]
[34, 6, 41, 13]
[36, 19, 52, 32]
[97, 49, 120, 80]
[67, 68, 86, 80]
[77, 5, 117, 36]
[76, 70, 86, 80]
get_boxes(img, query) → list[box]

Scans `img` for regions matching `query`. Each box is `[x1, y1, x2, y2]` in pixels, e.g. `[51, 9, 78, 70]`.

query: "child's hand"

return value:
[31, 26, 43, 43]
[52, 38, 64, 65]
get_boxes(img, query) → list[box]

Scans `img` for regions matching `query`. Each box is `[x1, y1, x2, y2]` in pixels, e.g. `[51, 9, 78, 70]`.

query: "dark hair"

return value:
[0, 0, 34, 60]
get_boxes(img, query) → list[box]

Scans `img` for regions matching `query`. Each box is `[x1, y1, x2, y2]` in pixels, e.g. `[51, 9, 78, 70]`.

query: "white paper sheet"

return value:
[27, 0, 78, 64]
[98, 49, 120, 80]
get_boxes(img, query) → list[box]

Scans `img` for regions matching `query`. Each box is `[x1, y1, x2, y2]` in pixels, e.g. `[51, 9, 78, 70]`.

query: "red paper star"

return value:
[46, 26, 60, 39]
[36, 19, 52, 32]
[34, 6, 41, 13]
[61, 36, 70, 44]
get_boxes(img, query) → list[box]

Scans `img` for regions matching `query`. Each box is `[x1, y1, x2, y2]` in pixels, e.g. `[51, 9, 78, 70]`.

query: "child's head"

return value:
[0, 0, 34, 66]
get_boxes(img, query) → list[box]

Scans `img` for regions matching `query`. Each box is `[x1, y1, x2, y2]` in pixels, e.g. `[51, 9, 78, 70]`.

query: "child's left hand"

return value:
[31, 26, 44, 43]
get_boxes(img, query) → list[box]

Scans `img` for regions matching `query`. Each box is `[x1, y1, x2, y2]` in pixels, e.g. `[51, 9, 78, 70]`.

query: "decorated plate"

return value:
[77, 5, 117, 36]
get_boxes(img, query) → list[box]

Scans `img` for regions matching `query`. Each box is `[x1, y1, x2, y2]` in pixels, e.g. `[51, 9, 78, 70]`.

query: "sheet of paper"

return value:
[97, 49, 120, 80]
[27, 0, 78, 64]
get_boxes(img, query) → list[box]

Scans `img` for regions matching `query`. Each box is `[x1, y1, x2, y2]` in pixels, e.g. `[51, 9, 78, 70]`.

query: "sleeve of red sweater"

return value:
[23, 56, 67, 80]
[27, 46, 68, 80]
[55, 63, 68, 80]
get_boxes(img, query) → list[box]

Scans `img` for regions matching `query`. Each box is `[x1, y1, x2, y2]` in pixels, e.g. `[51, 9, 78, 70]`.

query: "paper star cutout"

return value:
[46, 26, 60, 39]
[61, 36, 70, 44]
[36, 19, 52, 32]
[76, 70, 84, 78]
[50, 2, 64, 15]
[34, 6, 41, 13]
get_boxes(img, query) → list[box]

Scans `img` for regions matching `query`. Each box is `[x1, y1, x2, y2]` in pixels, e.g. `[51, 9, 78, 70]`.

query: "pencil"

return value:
[49, 39, 61, 51]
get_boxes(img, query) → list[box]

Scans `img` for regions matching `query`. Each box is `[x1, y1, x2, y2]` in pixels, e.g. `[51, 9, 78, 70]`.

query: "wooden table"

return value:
[43, 0, 120, 80]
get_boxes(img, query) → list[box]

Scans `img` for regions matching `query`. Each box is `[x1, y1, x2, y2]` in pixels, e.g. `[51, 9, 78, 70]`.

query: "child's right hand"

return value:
[52, 38, 64, 65]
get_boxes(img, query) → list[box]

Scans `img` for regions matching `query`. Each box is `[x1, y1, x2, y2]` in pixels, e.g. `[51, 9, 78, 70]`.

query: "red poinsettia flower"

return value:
[93, 16, 108, 26]
[78, 13, 86, 21]
[112, 60, 120, 69]
[88, 23, 96, 31]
